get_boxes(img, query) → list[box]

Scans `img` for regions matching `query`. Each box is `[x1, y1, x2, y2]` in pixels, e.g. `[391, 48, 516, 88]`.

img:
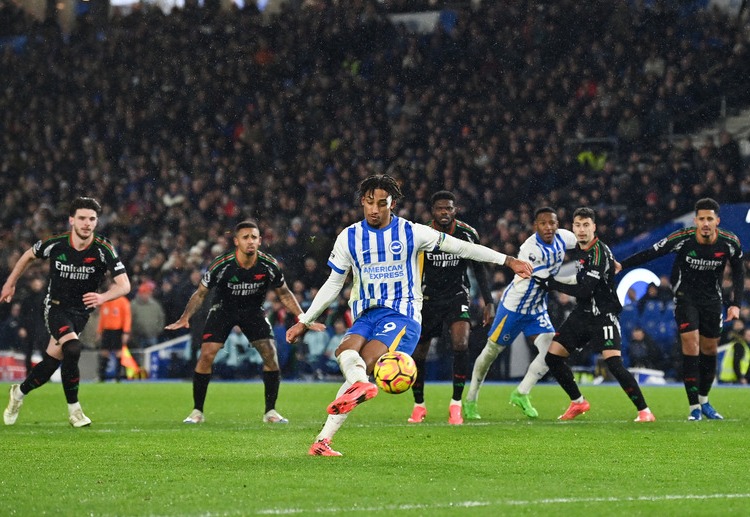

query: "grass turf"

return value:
[1, 381, 748, 516]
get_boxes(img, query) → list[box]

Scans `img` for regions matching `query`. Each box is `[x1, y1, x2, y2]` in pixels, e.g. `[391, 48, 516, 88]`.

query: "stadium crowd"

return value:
[1, 0, 750, 381]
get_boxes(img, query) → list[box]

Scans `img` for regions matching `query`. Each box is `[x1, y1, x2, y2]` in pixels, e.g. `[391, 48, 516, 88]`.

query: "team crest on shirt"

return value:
[389, 241, 404, 255]
[528, 253, 537, 263]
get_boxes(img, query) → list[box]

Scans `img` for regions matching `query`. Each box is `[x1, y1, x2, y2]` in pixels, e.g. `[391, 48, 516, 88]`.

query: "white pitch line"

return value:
[254, 492, 750, 515]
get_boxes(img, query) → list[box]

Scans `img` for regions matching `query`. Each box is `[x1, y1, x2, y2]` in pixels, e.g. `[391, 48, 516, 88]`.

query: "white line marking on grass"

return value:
[254, 493, 750, 515]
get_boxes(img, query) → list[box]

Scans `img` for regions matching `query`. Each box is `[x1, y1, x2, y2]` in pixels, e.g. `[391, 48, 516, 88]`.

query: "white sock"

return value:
[698, 396, 709, 405]
[316, 381, 352, 441]
[12, 385, 25, 400]
[450, 399, 461, 406]
[67, 402, 81, 413]
[316, 414, 348, 441]
[336, 349, 368, 384]
[517, 333, 553, 395]
[573, 396, 585, 403]
[465, 340, 505, 402]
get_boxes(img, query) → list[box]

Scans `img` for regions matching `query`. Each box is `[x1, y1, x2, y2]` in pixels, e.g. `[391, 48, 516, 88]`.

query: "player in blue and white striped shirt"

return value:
[465, 207, 577, 419]
[286, 174, 533, 456]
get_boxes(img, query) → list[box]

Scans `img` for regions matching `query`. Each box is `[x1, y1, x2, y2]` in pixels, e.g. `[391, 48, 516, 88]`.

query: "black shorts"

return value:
[101, 329, 124, 352]
[420, 295, 471, 341]
[45, 303, 90, 342]
[555, 310, 622, 354]
[201, 305, 274, 345]
[674, 300, 723, 339]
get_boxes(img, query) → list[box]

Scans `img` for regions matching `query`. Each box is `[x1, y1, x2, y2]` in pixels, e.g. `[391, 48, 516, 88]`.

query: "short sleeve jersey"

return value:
[33, 232, 126, 311]
[620, 227, 744, 305]
[328, 215, 442, 323]
[202, 250, 285, 312]
[422, 219, 481, 300]
[501, 229, 577, 315]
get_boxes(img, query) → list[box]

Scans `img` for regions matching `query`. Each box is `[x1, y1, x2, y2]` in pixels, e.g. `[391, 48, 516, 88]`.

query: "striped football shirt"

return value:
[328, 215, 443, 323]
[500, 229, 577, 315]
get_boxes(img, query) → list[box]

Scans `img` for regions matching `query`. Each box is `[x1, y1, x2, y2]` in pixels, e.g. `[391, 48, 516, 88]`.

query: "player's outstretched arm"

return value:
[1, 248, 37, 303]
[164, 283, 210, 330]
[437, 233, 532, 278]
[286, 269, 347, 343]
[276, 282, 326, 341]
[504, 256, 533, 278]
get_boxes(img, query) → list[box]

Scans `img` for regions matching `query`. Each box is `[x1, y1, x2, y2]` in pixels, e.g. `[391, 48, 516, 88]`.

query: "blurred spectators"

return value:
[718, 323, 750, 384]
[130, 281, 166, 349]
[626, 327, 665, 371]
[0, 301, 24, 351]
[18, 276, 49, 375]
[1, 0, 750, 379]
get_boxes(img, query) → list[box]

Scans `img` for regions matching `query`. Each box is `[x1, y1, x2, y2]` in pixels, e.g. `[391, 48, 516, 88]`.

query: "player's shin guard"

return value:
[263, 370, 281, 413]
[336, 349, 368, 384]
[698, 352, 717, 397]
[452, 349, 468, 401]
[682, 354, 700, 406]
[545, 352, 582, 400]
[20, 352, 62, 394]
[518, 334, 553, 394]
[605, 356, 647, 411]
[411, 357, 426, 404]
[193, 372, 212, 412]
[61, 339, 83, 404]
[466, 340, 504, 402]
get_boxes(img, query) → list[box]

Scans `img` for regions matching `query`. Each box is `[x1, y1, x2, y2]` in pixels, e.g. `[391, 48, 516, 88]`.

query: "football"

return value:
[373, 351, 417, 394]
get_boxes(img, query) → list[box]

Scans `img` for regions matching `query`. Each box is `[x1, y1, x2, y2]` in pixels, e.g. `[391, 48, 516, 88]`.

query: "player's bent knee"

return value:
[485, 339, 502, 352]
[197, 356, 216, 370]
[262, 356, 281, 369]
[451, 340, 469, 352]
[533, 333, 554, 352]
[62, 339, 83, 362]
[604, 355, 626, 372]
[38, 352, 62, 375]
[337, 348, 365, 370]
[545, 352, 565, 368]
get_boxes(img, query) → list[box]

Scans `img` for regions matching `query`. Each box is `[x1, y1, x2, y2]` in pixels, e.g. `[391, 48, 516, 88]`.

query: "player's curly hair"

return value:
[430, 190, 455, 207]
[694, 198, 719, 214]
[70, 197, 102, 216]
[358, 174, 403, 201]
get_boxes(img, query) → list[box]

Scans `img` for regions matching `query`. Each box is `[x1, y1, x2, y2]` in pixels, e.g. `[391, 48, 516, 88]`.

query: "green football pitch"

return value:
[1, 381, 748, 516]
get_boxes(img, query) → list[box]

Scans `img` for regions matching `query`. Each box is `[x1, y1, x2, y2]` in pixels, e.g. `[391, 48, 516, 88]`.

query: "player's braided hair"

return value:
[358, 174, 403, 201]
[69, 197, 102, 216]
